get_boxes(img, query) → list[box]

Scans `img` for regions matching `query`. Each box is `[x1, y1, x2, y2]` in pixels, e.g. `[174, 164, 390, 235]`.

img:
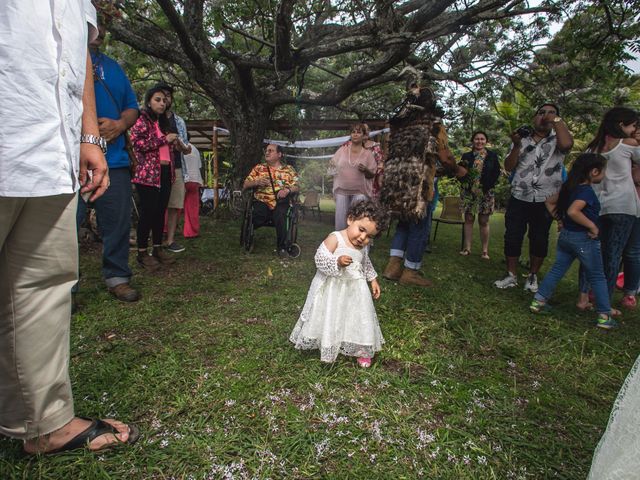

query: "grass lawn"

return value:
[1, 204, 638, 479]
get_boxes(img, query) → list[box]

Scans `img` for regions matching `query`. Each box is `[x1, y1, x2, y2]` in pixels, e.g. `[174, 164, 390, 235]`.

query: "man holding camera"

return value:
[494, 103, 573, 292]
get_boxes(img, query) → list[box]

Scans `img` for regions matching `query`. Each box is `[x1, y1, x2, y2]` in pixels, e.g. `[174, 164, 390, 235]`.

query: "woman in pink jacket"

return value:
[130, 86, 178, 269]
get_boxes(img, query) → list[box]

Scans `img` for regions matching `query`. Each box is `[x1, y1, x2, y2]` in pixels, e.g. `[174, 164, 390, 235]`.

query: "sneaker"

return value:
[108, 283, 141, 302]
[166, 242, 185, 253]
[621, 295, 637, 309]
[494, 273, 517, 289]
[524, 273, 539, 293]
[529, 299, 552, 314]
[596, 315, 618, 330]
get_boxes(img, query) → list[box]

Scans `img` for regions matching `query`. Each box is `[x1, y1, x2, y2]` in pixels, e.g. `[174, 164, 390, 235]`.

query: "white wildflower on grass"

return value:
[314, 438, 329, 459]
[430, 379, 440, 387]
[224, 399, 236, 407]
[448, 363, 455, 370]
[371, 419, 383, 441]
[477, 455, 487, 465]
[429, 446, 440, 459]
[507, 360, 517, 369]
[463, 454, 471, 465]
[532, 380, 541, 389]
[493, 444, 503, 452]
[313, 382, 323, 392]
[160, 439, 169, 448]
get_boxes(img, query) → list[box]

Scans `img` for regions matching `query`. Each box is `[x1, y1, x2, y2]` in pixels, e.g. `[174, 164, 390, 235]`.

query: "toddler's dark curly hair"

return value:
[347, 199, 391, 236]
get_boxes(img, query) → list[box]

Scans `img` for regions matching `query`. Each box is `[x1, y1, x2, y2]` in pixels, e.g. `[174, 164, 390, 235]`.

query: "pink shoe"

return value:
[621, 295, 637, 309]
[616, 272, 625, 290]
[357, 357, 372, 368]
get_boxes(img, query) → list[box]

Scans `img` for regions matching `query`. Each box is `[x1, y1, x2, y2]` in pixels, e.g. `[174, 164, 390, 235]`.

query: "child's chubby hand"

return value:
[338, 255, 353, 267]
[370, 279, 381, 299]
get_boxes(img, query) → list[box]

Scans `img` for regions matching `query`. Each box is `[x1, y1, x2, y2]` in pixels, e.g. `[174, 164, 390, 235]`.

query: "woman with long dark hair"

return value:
[457, 131, 501, 259]
[587, 107, 640, 311]
[130, 86, 178, 269]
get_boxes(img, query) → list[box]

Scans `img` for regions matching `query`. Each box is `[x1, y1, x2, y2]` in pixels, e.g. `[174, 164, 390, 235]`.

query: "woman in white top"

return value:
[588, 107, 640, 309]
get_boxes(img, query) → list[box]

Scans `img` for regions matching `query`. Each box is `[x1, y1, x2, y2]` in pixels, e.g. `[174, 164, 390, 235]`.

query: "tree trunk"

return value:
[218, 103, 273, 186]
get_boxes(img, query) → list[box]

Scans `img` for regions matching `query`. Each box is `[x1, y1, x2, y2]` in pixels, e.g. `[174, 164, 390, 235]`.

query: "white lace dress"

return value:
[289, 231, 384, 362]
[588, 355, 640, 480]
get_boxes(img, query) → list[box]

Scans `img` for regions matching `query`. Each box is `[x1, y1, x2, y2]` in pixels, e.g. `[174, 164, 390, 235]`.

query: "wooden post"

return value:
[212, 120, 219, 209]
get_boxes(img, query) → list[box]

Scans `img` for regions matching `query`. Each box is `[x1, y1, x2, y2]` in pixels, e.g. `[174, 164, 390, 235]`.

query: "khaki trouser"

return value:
[0, 194, 77, 439]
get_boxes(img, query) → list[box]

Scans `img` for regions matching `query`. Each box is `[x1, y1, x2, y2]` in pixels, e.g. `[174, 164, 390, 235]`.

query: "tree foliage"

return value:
[103, 0, 567, 177]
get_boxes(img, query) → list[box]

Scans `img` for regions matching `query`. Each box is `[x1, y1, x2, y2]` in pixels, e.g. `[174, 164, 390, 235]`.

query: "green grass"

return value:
[1, 207, 638, 479]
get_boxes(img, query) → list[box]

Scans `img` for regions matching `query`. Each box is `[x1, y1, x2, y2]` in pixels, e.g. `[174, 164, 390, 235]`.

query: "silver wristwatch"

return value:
[80, 134, 107, 154]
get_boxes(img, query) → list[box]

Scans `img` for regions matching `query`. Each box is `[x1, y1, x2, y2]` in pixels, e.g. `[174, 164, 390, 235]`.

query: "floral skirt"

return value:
[461, 189, 495, 216]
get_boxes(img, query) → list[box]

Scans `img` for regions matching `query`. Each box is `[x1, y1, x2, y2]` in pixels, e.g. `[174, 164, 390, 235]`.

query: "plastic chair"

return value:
[432, 196, 464, 250]
[300, 191, 321, 219]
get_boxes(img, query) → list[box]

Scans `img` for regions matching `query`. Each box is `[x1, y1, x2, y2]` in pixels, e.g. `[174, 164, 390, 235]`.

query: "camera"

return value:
[516, 125, 533, 138]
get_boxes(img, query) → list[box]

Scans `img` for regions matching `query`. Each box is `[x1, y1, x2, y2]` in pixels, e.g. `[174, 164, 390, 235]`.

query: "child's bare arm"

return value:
[323, 234, 352, 267]
[567, 199, 598, 237]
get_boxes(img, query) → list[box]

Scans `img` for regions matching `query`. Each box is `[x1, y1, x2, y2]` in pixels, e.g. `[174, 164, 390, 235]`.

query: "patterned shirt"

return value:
[510, 130, 565, 203]
[245, 163, 299, 209]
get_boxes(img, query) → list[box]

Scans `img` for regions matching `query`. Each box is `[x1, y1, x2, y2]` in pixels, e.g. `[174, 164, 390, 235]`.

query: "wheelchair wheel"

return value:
[287, 243, 301, 258]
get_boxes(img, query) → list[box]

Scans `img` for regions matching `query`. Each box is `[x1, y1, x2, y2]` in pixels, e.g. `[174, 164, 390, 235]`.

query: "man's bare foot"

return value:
[23, 417, 133, 454]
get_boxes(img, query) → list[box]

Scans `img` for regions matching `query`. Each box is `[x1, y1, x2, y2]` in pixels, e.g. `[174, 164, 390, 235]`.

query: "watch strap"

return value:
[80, 134, 107, 153]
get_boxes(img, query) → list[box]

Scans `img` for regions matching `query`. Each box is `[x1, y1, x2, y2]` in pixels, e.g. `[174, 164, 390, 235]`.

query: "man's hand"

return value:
[166, 133, 178, 144]
[337, 255, 352, 267]
[277, 188, 290, 199]
[79, 143, 109, 202]
[588, 225, 599, 239]
[97, 117, 125, 143]
[509, 130, 523, 147]
[371, 279, 381, 299]
[256, 177, 271, 187]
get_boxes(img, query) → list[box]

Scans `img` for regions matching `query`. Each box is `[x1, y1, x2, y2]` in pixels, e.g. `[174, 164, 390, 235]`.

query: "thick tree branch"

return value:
[156, 0, 204, 68]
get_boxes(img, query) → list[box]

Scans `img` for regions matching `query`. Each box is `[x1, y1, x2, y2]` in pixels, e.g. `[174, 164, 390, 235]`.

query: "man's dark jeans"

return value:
[252, 199, 289, 250]
[77, 167, 133, 288]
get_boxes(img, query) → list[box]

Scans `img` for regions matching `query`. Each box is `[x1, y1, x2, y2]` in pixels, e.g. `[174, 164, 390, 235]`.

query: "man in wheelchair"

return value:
[242, 144, 300, 257]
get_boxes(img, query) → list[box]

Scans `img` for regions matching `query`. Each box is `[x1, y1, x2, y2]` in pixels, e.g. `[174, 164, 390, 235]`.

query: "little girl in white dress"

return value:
[290, 200, 390, 367]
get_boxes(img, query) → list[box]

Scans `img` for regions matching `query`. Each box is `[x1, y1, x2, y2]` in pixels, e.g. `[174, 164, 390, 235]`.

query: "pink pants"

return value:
[183, 182, 201, 238]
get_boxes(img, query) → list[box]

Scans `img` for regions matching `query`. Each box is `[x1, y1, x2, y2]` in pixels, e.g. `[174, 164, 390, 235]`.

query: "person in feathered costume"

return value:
[380, 71, 465, 287]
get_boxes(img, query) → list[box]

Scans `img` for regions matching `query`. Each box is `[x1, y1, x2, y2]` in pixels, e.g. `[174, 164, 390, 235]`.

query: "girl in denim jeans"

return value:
[529, 153, 617, 329]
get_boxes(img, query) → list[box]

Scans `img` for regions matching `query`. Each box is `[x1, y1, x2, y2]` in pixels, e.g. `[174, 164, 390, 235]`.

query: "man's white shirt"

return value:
[0, 0, 97, 197]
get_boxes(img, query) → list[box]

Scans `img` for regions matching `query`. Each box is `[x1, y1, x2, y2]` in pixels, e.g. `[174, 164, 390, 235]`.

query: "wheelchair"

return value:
[240, 190, 301, 258]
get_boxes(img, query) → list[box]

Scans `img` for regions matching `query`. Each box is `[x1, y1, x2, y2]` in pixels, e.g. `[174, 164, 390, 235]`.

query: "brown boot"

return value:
[399, 268, 433, 288]
[382, 256, 404, 281]
[108, 283, 141, 302]
[137, 252, 161, 271]
[153, 246, 176, 264]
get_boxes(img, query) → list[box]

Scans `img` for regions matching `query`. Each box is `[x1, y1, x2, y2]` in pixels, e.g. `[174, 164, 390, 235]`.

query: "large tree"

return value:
[106, 0, 570, 177]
